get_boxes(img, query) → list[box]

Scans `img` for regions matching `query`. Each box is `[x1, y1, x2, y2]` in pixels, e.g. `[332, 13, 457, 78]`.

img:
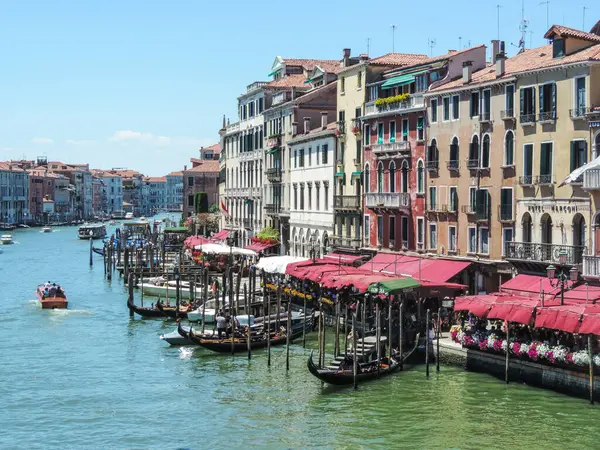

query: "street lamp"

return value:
[547, 249, 579, 305]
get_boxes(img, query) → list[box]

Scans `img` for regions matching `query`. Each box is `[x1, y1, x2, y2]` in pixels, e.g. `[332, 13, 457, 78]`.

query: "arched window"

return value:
[417, 159, 424, 193]
[449, 137, 459, 170]
[389, 161, 396, 193]
[364, 163, 370, 193]
[505, 131, 514, 166]
[481, 135, 490, 168]
[427, 138, 439, 170]
[401, 160, 409, 193]
[377, 162, 384, 193]
[468, 135, 479, 168]
[595, 132, 600, 158]
[573, 214, 586, 249]
[522, 212, 532, 243]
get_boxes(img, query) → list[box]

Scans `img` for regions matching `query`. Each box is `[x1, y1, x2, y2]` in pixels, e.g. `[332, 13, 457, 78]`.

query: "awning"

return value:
[255, 256, 309, 274]
[245, 242, 278, 253]
[500, 274, 561, 300]
[351, 171, 362, 179]
[560, 284, 600, 303]
[335, 172, 345, 178]
[268, 70, 279, 77]
[184, 236, 212, 249]
[535, 305, 587, 333]
[193, 243, 256, 256]
[211, 230, 230, 241]
[321, 273, 393, 293]
[454, 295, 499, 318]
[487, 297, 544, 325]
[323, 253, 364, 265]
[579, 307, 600, 335]
[365, 253, 470, 283]
[381, 74, 415, 89]
[367, 277, 421, 295]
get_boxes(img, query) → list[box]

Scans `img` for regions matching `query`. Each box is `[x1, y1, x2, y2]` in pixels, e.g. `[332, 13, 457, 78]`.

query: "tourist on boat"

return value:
[49, 284, 57, 296]
[216, 311, 226, 339]
[44, 281, 51, 289]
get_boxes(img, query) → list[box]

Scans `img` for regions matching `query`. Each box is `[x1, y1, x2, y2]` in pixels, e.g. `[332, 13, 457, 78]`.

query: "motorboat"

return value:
[125, 212, 134, 220]
[186, 297, 235, 323]
[36, 283, 68, 309]
[78, 223, 107, 240]
[42, 226, 52, 233]
[140, 279, 195, 299]
[1, 234, 14, 245]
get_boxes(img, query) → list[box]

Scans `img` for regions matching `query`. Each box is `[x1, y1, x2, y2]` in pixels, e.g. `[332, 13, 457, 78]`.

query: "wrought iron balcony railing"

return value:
[520, 113, 536, 125]
[447, 160, 460, 171]
[504, 242, 585, 265]
[365, 192, 410, 209]
[500, 109, 515, 120]
[333, 195, 360, 210]
[539, 111, 557, 122]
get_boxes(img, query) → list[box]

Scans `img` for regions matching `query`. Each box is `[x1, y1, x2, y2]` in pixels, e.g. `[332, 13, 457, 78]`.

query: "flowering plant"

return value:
[487, 334, 498, 349]
[594, 354, 600, 367]
[512, 342, 521, 355]
[553, 346, 568, 363]
[479, 340, 488, 351]
[450, 330, 458, 343]
[572, 351, 589, 366]
[519, 343, 529, 355]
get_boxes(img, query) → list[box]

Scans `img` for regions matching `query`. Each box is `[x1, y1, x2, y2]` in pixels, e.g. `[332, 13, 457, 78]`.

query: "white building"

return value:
[288, 121, 336, 257]
[166, 171, 183, 211]
[91, 170, 123, 214]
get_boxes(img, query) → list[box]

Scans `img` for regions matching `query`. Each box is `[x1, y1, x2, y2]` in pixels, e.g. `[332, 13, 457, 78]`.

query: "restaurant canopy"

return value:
[454, 294, 510, 318]
[255, 256, 308, 274]
[321, 273, 394, 292]
[245, 242, 278, 253]
[323, 253, 364, 266]
[184, 235, 212, 249]
[211, 230, 230, 241]
[193, 243, 256, 256]
[365, 253, 470, 283]
[499, 274, 562, 300]
[367, 277, 421, 295]
[535, 304, 600, 334]
[487, 297, 553, 325]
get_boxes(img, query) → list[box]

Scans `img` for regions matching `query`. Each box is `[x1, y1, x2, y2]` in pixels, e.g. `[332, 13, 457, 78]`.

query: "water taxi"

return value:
[37, 283, 68, 309]
[78, 223, 107, 240]
[125, 212, 134, 220]
[42, 226, 52, 233]
[1, 234, 14, 244]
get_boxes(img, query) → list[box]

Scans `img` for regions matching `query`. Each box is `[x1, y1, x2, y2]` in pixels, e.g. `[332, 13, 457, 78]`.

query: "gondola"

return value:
[92, 246, 105, 256]
[183, 323, 305, 353]
[127, 296, 168, 318]
[307, 333, 420, 386]
[156, 300, 189, 319]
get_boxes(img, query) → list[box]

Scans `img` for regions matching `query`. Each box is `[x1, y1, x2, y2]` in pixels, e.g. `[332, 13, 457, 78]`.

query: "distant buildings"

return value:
[147, 177, 167, 213]
[166, 171, 183, 212]
[182, 144, 221, 218]
[0, 162, 29, 224]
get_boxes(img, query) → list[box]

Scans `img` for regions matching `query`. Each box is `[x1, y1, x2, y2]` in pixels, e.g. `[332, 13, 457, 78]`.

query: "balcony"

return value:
[466, 159, 479, 170]
[371, 141, 411, 158]
[539, 111, 557, 123]
[365, 192, 410, 210]
[426, 202, 447, 213]
[520, 113, 536, 126]
[501, 109, 515, 120]
[583, 255, 600, 278]
[535, 174, 553, 186]
[461, 204, 475, 215]
[243, 218, 252, 228]
[475, 208, 489, 222]
[479, 111, 491, 123]
[333, 195, 360, 210]
[447, 160, 460, 171]
[498, 204, 514, 222]
[264, 204, 281, 216]
[249, 186, 261, 197]
[519, 175, 534, 186]
[351, 118, 361, 136]
[583, 168, 600, 190]
[240, 149, 264, 162]
[331, 236, 362, 249]
[570, 107, 592, 120]
[266, 135, 281, 149]
[266, 168, 282, 182]
[505, 242, 585, 266]
[425, 160, 439, 171]
[363, 94, 425, 118]
[337, 121, 346, 135]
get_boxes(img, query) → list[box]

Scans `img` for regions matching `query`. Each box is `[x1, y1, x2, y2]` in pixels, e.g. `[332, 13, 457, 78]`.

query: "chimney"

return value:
[359, 54, 369, 62]
[184, 165, 187, 170]
[448, 49, 456, 53]
[321, 112, 328, 129]
[343, 48, 351, 67]
[292, 121, 298, 136]
[291, 87, 296, 100]
[496, 51, 506, 78]
[491, 40, 500, 64]
[303, 117, 311, 134]
[462, 61, 473, 84]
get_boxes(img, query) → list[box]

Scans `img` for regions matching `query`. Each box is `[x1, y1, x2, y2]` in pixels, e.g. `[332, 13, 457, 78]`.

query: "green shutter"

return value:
[570, 141, 576, 172]
[417, 117, 423, 130]
[540, 144, 547, 176]
[520, 88, 524, 116]
[539, 86, 545, 113]
[532, 87, 536, 113]
[551, 83, 557, 115]
[583, 141, 588, 165]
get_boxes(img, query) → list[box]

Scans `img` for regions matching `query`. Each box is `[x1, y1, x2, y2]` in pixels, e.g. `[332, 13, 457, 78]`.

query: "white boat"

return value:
[1, 234, 14, 245]
[108, 220, 116, 225]
[187, 297, 236, 322]
[140, 280, 195, 299]
[78, 223, 107, 240]
[42, 226, 52, 233]
[125, 212, 134, 220]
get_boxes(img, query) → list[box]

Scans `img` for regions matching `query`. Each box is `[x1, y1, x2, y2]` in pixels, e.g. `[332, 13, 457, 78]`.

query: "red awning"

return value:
[321, 273, 393, 292]
[536, 304, 600, 334]
[454, 295, 500, 318]
[560, 284, 600, 303]
[500, 274, 561, 300]
[579, 307, 600, 335]
[184, 236, 212, 249]
[487, 297, 543, 325]
[366, 253, 470, 282]
[245, 242, 278, 253]
[323, 253, 364, 265]
[211, 230, 229, 241]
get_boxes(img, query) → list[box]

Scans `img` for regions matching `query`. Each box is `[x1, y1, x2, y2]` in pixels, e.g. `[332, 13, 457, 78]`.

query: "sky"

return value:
[0, 0, 598, 176]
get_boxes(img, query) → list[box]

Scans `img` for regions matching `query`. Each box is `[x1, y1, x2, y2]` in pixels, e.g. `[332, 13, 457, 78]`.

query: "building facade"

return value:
[166, 171, 184, 211]
[182, 159, 220, 218]
[147, 177, 167, 213]
[0, 162, 29, 225]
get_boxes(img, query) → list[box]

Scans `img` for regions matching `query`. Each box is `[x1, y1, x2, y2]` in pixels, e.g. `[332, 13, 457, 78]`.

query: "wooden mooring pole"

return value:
[399, 299, 403, 371]
[436, 300, 441, 373]
[89, 236, 93, 267]
[302, 286, 307, 349]
[267, 278, 271, 367]
[589, 334, 594, 405]
[244, 283, 251, 360]
[426, 309, 430, 378]
[353, 302, 358, 390]
[286, 300, 292, 371]
[128, 272, 134, 318]
[201, 268, 208, 334]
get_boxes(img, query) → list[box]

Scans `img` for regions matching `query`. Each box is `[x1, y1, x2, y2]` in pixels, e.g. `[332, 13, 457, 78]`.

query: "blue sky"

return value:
[0, 0, 598, 176]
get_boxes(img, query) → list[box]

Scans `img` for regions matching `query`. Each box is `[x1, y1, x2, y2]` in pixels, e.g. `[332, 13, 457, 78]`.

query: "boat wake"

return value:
[49, 309, 92, 316]
[178, 347, 194, 359]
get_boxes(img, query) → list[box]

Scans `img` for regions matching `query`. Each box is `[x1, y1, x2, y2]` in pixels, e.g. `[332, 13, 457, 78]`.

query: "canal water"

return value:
[2, 222, 600, 449]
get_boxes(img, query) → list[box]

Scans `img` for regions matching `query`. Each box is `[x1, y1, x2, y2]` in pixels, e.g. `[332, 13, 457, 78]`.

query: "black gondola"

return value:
[92, 246, 105, 256]
[156, 300, 189, 319]
[306, 333, 421, 386]
[127, 297, 168, 318]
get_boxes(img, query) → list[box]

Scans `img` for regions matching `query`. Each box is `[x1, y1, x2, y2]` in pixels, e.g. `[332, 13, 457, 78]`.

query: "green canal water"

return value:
[2, 222, 600, 449]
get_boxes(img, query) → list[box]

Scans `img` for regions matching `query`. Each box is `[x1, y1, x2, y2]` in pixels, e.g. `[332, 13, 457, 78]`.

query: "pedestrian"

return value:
[216, 310, 226, 339]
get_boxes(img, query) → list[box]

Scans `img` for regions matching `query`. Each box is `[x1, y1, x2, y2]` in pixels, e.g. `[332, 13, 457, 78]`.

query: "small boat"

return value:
[0, 223, 16, 231]
[125, 212, 134, 220]
[127, 297, 185, 319]
[42, 226, 52, 233]
[306, 333, 420, 386]
[1, 234, 14, 245]
[140, 280, 193, 299]
[36, 284, 68, 309]
[156, 300, 190, 319]
[163, 316, 256, 346]
[92, 246, 105, 256]
[109, 220, 116, 225]
[78, 223, 107, 240]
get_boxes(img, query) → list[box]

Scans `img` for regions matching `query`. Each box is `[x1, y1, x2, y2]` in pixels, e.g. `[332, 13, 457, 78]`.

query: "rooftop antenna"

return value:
[518, 0, 529, 52]
[497, 4, 503, 41]
[428, 38, 436, 57]
[366, 37, 371, 56]
[390, 25, 397, 52]
[583, 6, 589, 30]
[539, 1, 550, 30]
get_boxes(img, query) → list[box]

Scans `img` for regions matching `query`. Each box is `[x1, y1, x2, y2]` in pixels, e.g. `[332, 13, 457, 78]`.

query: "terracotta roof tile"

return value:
[281, 58, 339, 71]
[0, 162, 26, 172]
[183, 160, 220, 174]
[266, 74, 310, 89]
[369, 53, 429, 66]
[314, 60, 344, 74]
[147, 176, 166, 182]
[202, 143, 221, 153]
[167, 171, 183, 177]
[544, 24, 600, 43]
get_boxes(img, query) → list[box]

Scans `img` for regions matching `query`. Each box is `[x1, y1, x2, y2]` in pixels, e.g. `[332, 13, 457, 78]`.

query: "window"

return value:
[416, 74, 427, 92]
[553, 38, 565, 58]
[427, 139, 439, 169]
[417, 117, 424, 141]
[449, 137, 459, 169]
[520, 86, 536, 122]
[377, 215, 383, 245]
[299, 149, 305, 167]
[390, 121, 396, 143]
[481, 135, 490, 168]
[400, 160, 408, 193]
[308, 147, 312, 166]
[377, 123, 384, 144]
[523, 144, 533, 183]
[470, 92, 480, 117]
[429, 223, 437, 250]
[377, 162, 384, 193]
[502, 227, 514, 256]
[324, 184, 329, 210]
[364, 124, 370, 146]
[479, 227, 489, 254]
[443, 97, 450, 121]
[417, 217, 424, 248]
[539, 83, 557, 120]
[357, 71, 362, 88]
[258, 97, 264, 113]
[364, 215, 370, 239]
[448, 226, 457, 252]
[468, 136, 479, 168]
[469, 187, 477, 213]
[389, 161, 396, 193]
[500, 187, 512, 221]
[300, 185, 305, 210]
[187, 195, 194, 206]
[468, 227, 477, 253]
[294, 150, 297, 168]
[449, 186, 458, 212]
[322, 144, 328, 164]
[369, 86, 378, 102]
[417, 160, 424, 193]
[401, 216, 409, 247]
[429, 186, 437, 210]
[315, 185, 320, 211]
[452, 95, 460, 120]
[475, 189, 490, 219]
[400, 119, 408, 142]
[505, 85, 515, 116]
[364, 164, 370, 193]
[187, 176, 194, 187]
[482, 89, 491, 120]
[389, 216, 396, 242]
[430, 98, 438, 123]
[540, 142, 553, 183]
[570, 140, 588, 172]
[504, 131, 514, 166]
[294, 186, 298, 210]
[340, 77, 345, 93]
[249, 101, 255, 118]
[575, 77, 586, 114]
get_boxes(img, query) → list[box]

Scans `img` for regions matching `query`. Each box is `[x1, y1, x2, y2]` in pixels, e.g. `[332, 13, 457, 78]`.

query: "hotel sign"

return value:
[589, 121, 600, 128]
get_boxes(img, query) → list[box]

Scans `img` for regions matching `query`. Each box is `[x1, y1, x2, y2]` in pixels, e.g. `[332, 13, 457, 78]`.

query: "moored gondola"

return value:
[127, 296, 168, 318]
[92, 246, 105, 256]
[307, 333, 420, 386]
[156, 300, 189, 319]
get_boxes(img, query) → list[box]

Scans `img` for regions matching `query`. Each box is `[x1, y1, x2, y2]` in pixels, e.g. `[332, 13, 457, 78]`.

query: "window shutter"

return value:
[539, 86, 545, 113]
[540, 144, 548, 176]
[583, 141, 588, 165]
[520, 88, 524, 115]
[551, 83, 557, 115]
[532, 87, 536, 113]
[570, 141, 576, 172]
[475, 189, 485, 215]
